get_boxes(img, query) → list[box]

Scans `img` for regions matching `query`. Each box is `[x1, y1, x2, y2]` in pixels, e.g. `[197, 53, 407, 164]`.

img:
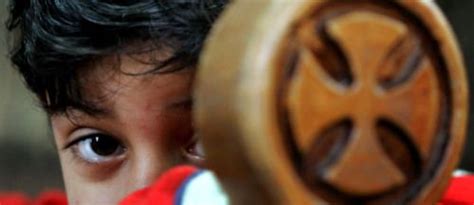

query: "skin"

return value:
[50, 51, 201, 205]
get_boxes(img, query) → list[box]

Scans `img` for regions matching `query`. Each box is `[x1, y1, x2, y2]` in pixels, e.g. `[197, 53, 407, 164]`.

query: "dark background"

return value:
[438, 0, 474, 170]
[0, 0, 472, 196]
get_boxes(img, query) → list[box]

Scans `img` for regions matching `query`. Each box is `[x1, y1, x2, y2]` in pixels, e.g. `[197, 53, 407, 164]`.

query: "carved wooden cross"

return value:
[195, 1, 468, 204]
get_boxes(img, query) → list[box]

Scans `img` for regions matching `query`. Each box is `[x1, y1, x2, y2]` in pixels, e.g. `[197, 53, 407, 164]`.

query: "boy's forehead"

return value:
[80, 49, 163, 94]
[73, 51, 194, 118]
[84, 46, 171, 78]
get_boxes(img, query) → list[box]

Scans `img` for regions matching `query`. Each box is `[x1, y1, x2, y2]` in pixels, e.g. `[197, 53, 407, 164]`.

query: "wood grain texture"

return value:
[196, 0, 468, 204]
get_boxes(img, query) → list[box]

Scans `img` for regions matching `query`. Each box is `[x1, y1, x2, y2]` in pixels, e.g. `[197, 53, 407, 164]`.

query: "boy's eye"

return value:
[71, 134, 126, 164]
[183, 135, 206, 164]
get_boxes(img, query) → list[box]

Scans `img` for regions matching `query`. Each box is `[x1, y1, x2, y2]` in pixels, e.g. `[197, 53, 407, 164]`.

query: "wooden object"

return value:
[195, 0, 469, 204]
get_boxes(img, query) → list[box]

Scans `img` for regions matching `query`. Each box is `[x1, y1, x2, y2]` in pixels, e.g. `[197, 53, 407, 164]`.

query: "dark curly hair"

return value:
[6, 0, 228, 115]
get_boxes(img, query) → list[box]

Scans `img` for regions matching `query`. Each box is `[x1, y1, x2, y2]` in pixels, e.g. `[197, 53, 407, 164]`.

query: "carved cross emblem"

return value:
[287, 12, 440, 196]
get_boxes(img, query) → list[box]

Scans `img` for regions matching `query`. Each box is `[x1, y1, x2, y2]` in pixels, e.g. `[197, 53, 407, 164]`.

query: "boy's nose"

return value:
[127, 145, 182, 190]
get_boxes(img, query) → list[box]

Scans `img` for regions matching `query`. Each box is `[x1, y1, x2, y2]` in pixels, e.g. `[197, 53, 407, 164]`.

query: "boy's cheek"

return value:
[58, 150, 125, 182]
[63, 179, 128, 205]
[60, 156, 137, 205]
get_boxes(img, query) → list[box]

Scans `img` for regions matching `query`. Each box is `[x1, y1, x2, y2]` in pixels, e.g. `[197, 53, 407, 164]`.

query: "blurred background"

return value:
[437, 0, 474, 170]
[0, 0, 63, 195]
[0, 0, 473, 197]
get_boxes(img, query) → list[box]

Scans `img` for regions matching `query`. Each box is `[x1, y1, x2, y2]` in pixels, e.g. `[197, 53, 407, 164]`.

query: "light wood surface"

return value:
[196, 0, 468, 204]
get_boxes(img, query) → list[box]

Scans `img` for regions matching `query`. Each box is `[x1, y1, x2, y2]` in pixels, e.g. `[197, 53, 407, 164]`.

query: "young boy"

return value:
[5, 1, 474, 205]
[6, 0, 227, 204]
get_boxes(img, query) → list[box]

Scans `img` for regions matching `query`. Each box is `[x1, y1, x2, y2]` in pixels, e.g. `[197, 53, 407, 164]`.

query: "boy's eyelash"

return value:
[63, 133, 120, 150]
[64, 133, 126, 166]
[170, 97, 193, 109]
[63, 134, 93, 150]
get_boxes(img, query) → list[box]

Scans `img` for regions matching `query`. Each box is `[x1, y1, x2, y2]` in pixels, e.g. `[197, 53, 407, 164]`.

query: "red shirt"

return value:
[1, 168, 472, 205]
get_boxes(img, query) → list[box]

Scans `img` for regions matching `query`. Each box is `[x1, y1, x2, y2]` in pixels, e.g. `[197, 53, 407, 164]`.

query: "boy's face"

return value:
[50, 51, 200, 205]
